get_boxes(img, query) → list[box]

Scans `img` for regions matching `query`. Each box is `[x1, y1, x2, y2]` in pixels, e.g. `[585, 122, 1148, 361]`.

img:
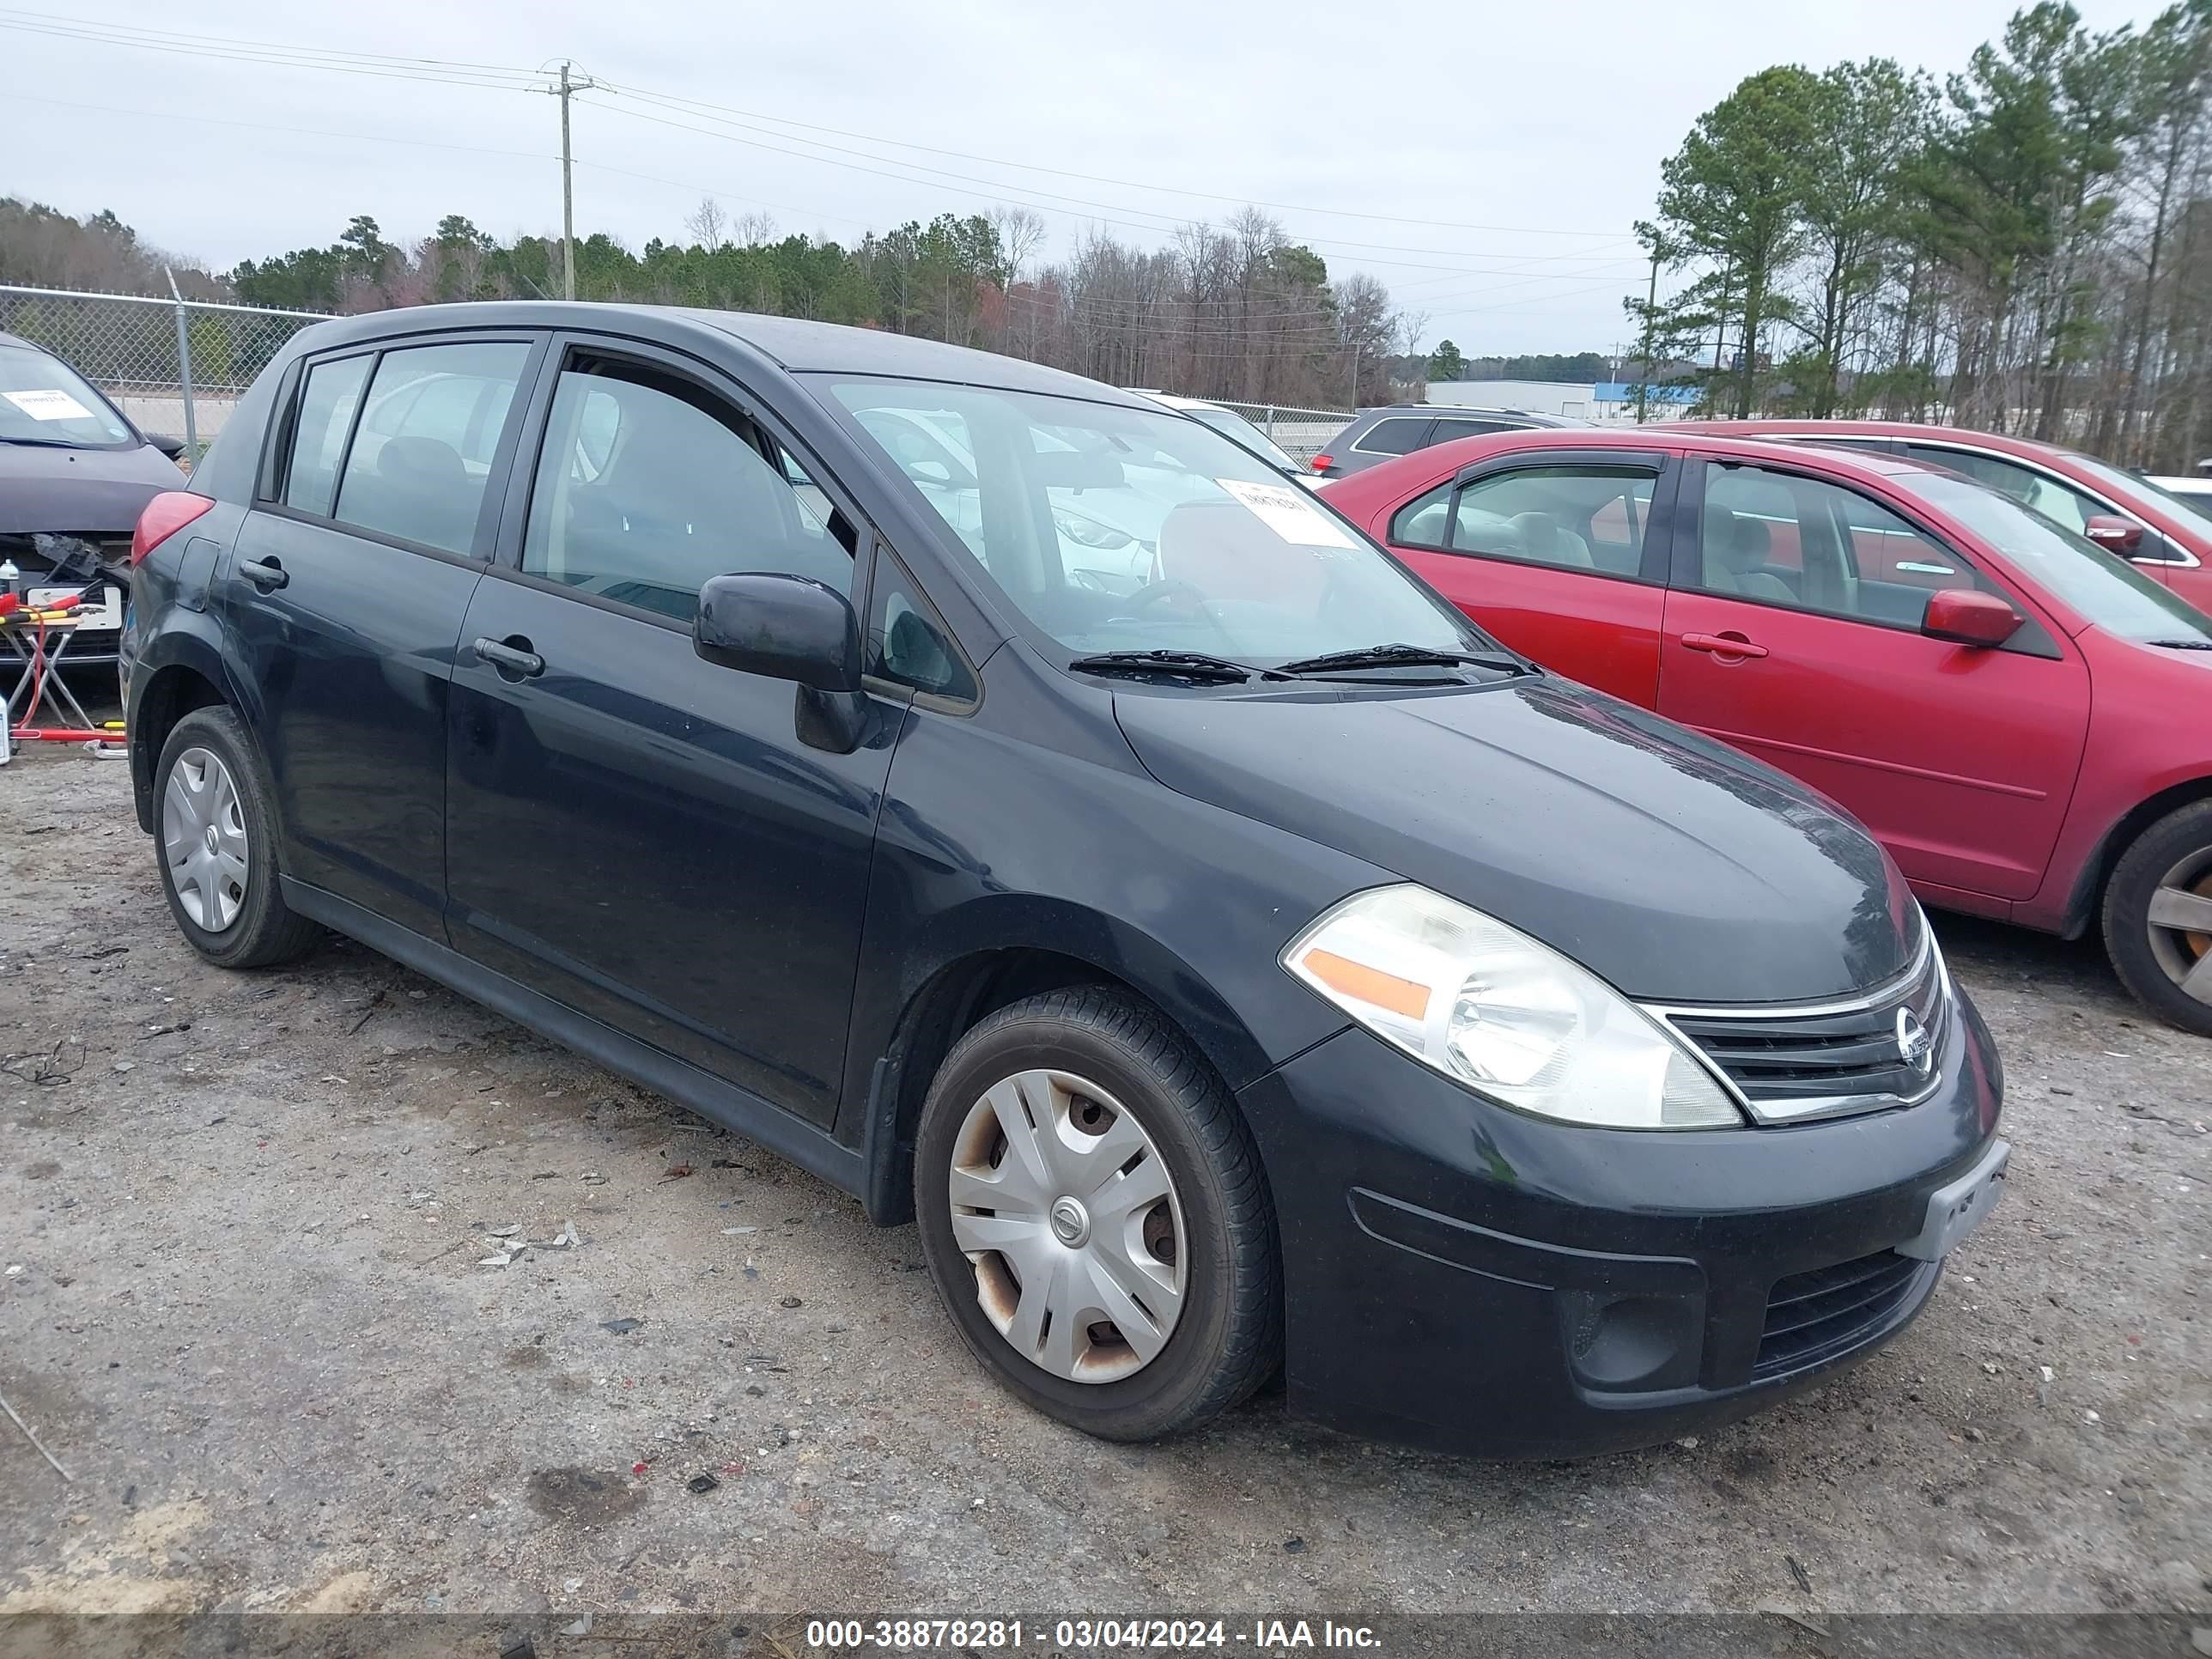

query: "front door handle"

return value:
[1681, 631, 1768, 659]
[238, 557, 288, 591]
[471, 635, 544, 679]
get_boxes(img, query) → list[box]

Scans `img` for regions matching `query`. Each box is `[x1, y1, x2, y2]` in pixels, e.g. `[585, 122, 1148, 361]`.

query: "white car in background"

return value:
[2142, 470, 2212, 526]
[1127, 391, 1325, 489]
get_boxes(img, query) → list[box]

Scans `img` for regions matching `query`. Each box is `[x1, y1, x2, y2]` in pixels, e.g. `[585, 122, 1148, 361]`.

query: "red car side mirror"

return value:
[2084, 514, 2145, 556]
[1923, 588, 2024, 648]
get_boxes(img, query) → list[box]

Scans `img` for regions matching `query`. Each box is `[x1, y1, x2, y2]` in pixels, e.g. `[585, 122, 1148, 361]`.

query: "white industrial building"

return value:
[1427, 380, 1701, 425]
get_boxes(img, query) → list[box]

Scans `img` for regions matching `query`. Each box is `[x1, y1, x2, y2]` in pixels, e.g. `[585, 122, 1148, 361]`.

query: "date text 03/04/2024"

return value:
[803, 1619, 1384, 1650]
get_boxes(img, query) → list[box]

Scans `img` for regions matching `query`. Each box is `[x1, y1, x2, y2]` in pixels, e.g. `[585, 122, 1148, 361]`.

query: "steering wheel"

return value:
[1110, 578, 1211, 618]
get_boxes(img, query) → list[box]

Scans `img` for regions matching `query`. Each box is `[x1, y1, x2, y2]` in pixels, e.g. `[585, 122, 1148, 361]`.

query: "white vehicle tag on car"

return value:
[4, 388, 94, 422]
[1217, 477, 1357, 550]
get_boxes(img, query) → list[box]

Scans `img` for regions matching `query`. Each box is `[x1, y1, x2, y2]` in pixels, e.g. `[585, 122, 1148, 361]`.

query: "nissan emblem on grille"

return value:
[1895, 1008, 1934, 1076]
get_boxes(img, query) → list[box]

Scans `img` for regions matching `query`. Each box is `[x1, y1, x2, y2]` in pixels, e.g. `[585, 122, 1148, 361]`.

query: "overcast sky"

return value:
[3, 0, 2148, 359]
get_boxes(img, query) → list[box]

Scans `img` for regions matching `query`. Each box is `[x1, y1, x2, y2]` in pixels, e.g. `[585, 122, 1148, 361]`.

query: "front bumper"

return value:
[1238, 984, 2005, 1458]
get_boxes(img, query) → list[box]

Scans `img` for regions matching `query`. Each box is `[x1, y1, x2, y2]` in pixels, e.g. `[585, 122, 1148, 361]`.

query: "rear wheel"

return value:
[2103, 799, 2212, 1036]
[912, 988, 1279, 1441]
[154, 706, 321, 969]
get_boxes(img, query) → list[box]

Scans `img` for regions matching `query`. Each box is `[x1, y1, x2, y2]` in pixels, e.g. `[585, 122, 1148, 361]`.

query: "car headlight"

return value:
[1052, 507, 1136, 550]
[1281, 884, 1743, 1129]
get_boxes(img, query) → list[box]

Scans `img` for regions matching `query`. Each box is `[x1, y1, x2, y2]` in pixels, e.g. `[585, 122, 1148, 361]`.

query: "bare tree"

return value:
[684, 197, 729, 252]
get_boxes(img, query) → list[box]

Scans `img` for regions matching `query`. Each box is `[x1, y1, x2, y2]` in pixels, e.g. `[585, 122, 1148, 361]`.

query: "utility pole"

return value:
[1350, 338, 1361, 412]
[1637, 252, 1658, 425]
[544, 60, 597, 301]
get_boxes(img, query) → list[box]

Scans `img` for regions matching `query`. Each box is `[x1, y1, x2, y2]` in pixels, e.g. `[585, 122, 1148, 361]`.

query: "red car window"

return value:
[1697, 464, 1989, 627]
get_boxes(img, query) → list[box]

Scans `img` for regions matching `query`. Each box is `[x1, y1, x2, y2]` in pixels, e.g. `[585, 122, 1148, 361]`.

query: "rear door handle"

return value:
[1680, 631, 1768, 659]
[238, 557, 288, 591]
[471, 636, 544, 679]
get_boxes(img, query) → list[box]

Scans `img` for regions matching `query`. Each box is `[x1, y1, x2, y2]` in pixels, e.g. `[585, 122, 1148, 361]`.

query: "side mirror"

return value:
[1923, 588, 2024, 649]
[148, 433, 187, 460]
[694, 572, 861, 692]
[2084, 514, 2144, 556]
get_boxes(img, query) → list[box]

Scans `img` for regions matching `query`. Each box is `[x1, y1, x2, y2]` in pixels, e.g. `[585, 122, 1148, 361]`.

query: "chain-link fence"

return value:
[1208, 400, 1352, 465]
[0, 283, 327, 460]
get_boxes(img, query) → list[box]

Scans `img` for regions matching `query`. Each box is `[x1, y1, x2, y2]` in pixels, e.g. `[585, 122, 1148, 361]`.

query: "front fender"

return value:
[839, 696, 1383, 1162]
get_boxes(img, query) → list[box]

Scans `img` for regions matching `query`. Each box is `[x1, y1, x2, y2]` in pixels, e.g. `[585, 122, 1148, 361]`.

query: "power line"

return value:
[580, 94, 1640, 283]
[2, 6, 1633, 277]
[592, 82, 1630, 262]
[584, 78, 1623, 237]
[0, 9, 543, 84]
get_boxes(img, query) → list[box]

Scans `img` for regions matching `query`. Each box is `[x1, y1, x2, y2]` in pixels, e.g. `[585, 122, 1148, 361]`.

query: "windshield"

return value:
[829, 378, 1480, 668]
[1182, 404, 1301, 472]
[1892, 471, 2212, 645]
[0, 343, 136, 448]
[2059, 447, 2203, 530]
[2141, 477, 2212, 528]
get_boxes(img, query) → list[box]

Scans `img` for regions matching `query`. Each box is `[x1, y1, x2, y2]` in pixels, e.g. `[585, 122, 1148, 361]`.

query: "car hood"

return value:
[1113, 676, 1917, 1004]
[0, 442, 181, 536]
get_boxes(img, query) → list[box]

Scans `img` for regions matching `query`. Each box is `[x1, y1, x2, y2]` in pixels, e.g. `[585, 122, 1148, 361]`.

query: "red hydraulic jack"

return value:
[3, 592, 127, 759]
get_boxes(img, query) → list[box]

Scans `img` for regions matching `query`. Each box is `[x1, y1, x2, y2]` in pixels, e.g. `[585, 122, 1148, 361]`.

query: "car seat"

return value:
[1702, 508, 1796, 603]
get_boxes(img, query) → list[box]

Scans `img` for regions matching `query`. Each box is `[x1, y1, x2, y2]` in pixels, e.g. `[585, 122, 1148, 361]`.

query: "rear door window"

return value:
[331, 342, 531, 556]
[1447, 465, 1657, 577]
[281, 355, 373, 517]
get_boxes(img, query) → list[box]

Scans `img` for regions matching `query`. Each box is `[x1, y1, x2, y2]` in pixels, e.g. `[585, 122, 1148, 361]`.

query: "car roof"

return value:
[1318, 424, 1963, 505]
[1659, 417, 2070, 463]
[278, 301, 1156, 407]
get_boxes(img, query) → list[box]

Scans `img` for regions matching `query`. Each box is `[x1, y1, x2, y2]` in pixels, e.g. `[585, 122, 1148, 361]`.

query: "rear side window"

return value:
[282, 355, 372, 517]
[1448, 465, 1655, 576]
[1428, 418, 1513, 445]
[330, 343, 530, 555]
[522, 358, 855, 623]
[1354, 416, 1429, 456]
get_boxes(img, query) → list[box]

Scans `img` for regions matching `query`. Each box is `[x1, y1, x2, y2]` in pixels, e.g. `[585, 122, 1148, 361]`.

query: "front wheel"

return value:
[2103, 799, 2212, 1036]
[912, 988, 1280, 1441]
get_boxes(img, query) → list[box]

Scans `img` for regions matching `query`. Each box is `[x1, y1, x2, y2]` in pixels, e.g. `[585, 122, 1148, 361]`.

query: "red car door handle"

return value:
[1681, 631, 1768, 659]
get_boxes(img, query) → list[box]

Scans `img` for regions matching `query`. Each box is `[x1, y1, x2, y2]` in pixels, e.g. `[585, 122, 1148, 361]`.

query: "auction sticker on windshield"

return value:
[4, 389, 94, 422]
[1218, 477, 1356, 549]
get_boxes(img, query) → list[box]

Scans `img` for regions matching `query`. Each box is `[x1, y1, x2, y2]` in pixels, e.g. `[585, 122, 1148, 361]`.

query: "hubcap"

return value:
[947, 1068, 1186, 1384]
[2144, 847, 2212, 1007]
[162, 746, 249, 933]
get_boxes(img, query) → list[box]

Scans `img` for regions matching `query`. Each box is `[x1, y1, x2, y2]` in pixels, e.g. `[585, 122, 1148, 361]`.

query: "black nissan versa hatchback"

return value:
[122, 303, 2008, 1457]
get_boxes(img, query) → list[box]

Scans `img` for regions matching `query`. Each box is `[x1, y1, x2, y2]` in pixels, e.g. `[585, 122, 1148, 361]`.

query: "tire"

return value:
[2102, 799, 2212, 1037]
[912, 987, 1280, 1441]
[153, 706, 321, 969]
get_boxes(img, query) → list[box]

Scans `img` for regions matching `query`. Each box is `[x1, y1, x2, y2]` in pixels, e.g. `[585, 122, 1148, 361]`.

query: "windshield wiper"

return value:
[1065, 649, 1291, 684]
[0, 434, 85, 449]
[2145, 638, 2212, 650]
[1275, 642, 1533, 678]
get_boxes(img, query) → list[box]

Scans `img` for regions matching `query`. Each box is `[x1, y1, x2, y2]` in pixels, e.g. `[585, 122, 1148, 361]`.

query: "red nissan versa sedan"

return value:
[1666, 418, 2212, 616]
[1322, 428, 2212, 1034]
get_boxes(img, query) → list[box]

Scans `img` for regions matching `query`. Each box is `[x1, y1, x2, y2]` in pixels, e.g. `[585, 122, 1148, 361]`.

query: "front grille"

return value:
[1655, 934, 1948, 1124]
[1754, 1249, 1932, 1379]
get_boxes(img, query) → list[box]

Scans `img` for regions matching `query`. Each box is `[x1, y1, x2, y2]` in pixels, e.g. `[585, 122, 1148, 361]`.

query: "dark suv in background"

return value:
[1310, 404, 1588, 479]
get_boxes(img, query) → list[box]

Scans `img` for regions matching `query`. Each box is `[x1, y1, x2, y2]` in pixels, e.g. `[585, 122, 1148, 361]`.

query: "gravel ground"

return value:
[2, 730, 2208, 1629]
